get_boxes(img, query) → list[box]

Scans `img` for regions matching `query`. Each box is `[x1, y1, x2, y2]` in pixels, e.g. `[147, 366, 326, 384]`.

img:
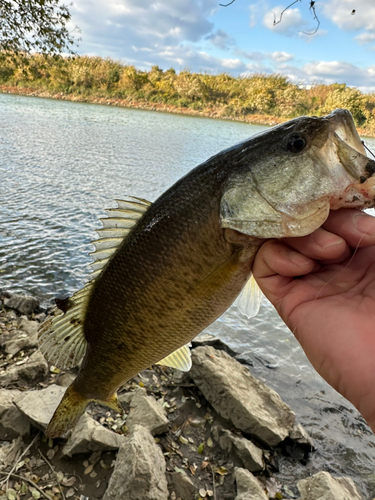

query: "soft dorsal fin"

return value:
[38, 197, 152, 369]
[156, 344, 192, 372]
[234, 274, 263, 319]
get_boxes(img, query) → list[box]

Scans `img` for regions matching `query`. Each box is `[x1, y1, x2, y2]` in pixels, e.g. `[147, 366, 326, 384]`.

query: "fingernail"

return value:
[317, 234, 343, 249]
[353, 212, 375, 233]
[289, 250, 311, 266]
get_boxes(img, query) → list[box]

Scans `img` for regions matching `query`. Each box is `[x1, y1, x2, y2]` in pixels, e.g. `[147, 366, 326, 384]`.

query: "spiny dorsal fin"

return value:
[156, 344, 192, 372]
[89, 197, 151, 277]
[38, 196, 152, 370]
[234, 274, 263, 319]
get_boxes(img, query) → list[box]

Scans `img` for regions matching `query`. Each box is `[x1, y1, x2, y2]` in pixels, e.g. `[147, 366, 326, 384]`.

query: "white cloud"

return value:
[263, 6, 305, 35]
[355, 32, 375, 45]
[248, 0, 269, 28]
[323, 0, 375, 31]
[71, 0, 218, 55]
[205, 29, 235, 50]
[271, 51, 294, 62]
[280, 60, 375, 91]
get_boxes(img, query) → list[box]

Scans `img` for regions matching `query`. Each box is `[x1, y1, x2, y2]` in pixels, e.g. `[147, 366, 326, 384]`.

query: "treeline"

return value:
[1, 54, 375, 135]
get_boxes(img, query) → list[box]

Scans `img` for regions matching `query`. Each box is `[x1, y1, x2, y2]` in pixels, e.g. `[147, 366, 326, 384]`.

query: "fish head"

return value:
[221, 108, 375, 238]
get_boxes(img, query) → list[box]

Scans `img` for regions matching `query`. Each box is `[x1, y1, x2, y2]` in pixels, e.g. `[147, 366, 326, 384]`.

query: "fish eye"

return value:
[286, 135, 307, 153]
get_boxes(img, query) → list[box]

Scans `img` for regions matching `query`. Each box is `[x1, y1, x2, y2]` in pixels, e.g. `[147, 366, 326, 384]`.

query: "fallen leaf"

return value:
[6, 488, 17, 500]
[30, 488, 41, 500]
[89, 451, 101, 465]
[20, 482, 28, 495]
[215, 466, 229, 476]
[56, 472, 64, 483]
[66, 489, 75, 498]
[84, 464, 94, 475]
[15, 460, 25, 471]
[189, 464, 197, 475]
[197, 443, 205, 454]
[62, 477, 76, 487]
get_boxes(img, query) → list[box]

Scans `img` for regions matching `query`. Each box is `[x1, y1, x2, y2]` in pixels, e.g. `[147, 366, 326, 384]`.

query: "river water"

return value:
[1, 93, 375, 497]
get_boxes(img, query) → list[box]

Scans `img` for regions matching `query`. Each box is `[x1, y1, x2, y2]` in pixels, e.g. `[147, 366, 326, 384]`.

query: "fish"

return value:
[38, 108, 375, 438]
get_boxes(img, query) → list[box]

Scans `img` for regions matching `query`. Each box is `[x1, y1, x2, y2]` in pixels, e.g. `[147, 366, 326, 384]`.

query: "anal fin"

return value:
[156, 344, 192, 372]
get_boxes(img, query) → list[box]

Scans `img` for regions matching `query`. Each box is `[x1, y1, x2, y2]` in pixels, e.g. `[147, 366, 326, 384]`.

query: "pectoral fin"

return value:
[234, 274, 263, 319]
[156, 344, 192, 372]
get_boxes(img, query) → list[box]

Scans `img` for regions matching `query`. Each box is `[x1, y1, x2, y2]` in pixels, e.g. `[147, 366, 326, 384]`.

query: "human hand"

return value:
[252, 208, 375, 433]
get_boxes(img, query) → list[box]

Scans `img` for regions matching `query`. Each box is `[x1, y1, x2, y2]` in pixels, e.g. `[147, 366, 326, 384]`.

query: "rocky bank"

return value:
[0, 291, 365, 500]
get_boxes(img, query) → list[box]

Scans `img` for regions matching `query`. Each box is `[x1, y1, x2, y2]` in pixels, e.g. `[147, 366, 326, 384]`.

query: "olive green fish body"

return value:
[39, 109, 375, 437]
[78, 158, 261, 400]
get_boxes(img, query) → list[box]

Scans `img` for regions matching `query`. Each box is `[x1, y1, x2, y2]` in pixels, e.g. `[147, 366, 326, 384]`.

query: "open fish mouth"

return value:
[328, 108, 366, 156]
[324, 109, 375, 208]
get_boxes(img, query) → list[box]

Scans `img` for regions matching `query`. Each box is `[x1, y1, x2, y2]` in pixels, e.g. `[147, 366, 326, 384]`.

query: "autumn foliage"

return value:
[1, 54, 375, 136]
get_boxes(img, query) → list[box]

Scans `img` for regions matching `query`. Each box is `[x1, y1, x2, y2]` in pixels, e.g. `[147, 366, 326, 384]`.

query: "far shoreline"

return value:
[2, 83, 374, 139]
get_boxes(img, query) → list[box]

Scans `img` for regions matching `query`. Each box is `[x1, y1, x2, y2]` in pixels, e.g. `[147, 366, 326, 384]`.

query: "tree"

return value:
[0, 0, 78, 58]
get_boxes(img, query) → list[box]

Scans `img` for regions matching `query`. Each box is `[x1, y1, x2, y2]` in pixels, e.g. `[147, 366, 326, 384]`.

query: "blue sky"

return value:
[68, 0, 375, 92]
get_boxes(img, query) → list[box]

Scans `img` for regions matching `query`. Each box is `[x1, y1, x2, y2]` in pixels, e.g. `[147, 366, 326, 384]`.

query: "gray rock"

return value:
[191, 333, 237, 357]
[118, 390, 136, 406]
[62, 414, 124, 456]
[0, 389, 30, 439]
[297, 471, 363, 500]
[126, 387, 169, 436]
[167, 470, 196, 500]
[18, 317, 39, 338]
[212, 426, 264, 472]
[56, 372, 76, 388]
[33, 313, 46, 323]
[3, 295, 39, 316]
[234, 468, 268, 500]
[0, 350, 48, 386]
[289, 422, 314, 448]
[15, 384, 66, 430]
[3, 330, 38, 356]
[191, 347, 295, 446]
[103, 424, 169, 500]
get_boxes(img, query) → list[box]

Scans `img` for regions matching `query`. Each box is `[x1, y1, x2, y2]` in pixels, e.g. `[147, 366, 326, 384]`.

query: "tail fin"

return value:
[46, 384, 124, 438]
[46, 383, 90, 438]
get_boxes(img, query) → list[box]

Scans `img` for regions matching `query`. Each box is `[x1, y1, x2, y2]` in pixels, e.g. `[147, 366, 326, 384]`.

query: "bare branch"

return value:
[219, 0, 236, 6]
[273, 0, 300, 26]
[300, 1, 320, 35]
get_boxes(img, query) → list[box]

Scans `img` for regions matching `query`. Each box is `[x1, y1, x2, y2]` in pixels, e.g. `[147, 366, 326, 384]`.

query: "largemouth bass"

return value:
[39, 109, 375, 437]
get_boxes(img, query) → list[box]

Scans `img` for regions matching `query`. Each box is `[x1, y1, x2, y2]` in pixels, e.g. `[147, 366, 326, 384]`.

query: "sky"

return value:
[68, 0, 375, 92]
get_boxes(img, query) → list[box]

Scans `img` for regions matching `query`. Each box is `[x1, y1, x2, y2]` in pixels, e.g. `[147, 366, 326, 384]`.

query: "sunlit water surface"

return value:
[1, 93, 375, 497]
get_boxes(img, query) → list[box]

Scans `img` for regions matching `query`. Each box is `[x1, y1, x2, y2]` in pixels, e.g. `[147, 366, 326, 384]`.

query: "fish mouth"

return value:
[326, 109, 375, 207]
[327, 108, 366, 156]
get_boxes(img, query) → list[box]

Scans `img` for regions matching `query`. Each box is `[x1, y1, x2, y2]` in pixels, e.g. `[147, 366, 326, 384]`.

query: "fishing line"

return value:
[312, 215, 375, 302]
[362, 140, 375, 159]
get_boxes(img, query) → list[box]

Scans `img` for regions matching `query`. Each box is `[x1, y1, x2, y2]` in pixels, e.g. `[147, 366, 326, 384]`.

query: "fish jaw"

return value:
[324, 111, 375, 210]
